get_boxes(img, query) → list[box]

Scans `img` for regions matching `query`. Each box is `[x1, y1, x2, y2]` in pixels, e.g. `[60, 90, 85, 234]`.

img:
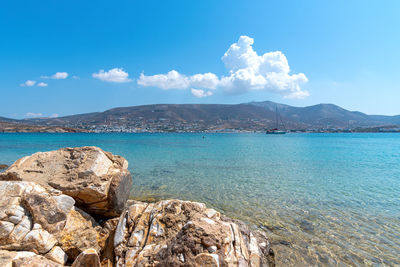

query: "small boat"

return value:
[266, 106, 286, 134]
[266, 128, 286, 134]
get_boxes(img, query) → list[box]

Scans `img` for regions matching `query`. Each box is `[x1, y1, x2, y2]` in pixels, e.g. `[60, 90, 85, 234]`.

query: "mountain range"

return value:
[1, 101, 400, 132]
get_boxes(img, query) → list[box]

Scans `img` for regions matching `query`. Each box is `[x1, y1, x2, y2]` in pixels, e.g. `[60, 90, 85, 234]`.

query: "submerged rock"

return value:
[0, 164, 8, 170]
[0, 146, 132, 217]
[114, 199, 275, 267]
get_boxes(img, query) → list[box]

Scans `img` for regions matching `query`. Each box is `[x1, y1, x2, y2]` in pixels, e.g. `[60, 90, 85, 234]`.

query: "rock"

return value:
[0, 146, 132, 217]
[12, 254, 63, 267]
[45, 246, 68, 265]
[97, 217, 119, 265]
[71, 248, 101, 267]
[114, 199, 275, 267]
[0, 250, 36, 267]
[58, 207, 102, 260]
[0, 180, 102, 264]
[0, 181, 61, 254]
[0, 164, 8, 170]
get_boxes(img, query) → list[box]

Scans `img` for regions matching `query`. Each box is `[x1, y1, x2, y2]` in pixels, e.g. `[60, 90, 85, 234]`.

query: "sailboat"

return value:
[266, 106, 286, 134]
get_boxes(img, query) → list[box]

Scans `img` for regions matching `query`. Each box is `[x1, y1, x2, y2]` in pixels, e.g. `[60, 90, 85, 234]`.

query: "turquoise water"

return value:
[1, 133, 400, 266]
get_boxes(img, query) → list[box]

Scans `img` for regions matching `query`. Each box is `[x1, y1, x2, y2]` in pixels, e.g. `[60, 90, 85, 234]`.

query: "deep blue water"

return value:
[1, 133, 399, 265]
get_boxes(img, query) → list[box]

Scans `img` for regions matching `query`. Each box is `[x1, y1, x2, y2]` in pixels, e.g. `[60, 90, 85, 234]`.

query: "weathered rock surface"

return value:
[0, 250, 37, 267]
[71, 248, 101, 267]
[12, 254, 63, 267]
[0, 146, 132, 217]
[58, 207, 102, 260]
[0, 181, 66, 254]
[98, 217, 119, 264]
[114, 199, 275, 267]
[0, 181, 103, 265]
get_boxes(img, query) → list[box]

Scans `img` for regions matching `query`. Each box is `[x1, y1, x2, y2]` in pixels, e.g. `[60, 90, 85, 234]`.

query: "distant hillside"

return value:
[0, 121, 88, 133]
[249, 101, 378, 128]
[1, 101, 399, 132]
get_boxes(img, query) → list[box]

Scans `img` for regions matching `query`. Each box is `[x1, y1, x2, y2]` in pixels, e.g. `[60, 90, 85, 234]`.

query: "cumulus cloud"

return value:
[220, 36, 308, 97]
[25, 112, 43, 117]
[37, 82, 48, 87]
[50, 113, 59, 118]
[138, 35, 308, 98]
[138, 71, 219, 90]
[92, 68, 132, 83]
[41, 72, 69, 79]
[20, 80, 36, 87]
[191, 88, 213, 98]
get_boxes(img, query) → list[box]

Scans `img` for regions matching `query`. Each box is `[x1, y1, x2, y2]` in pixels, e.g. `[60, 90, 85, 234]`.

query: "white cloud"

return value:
[20, 80, 36, 87]
[189, 73, 219, 90]
[137, 35, 308, 99]
[92, 68, 132, 83]
[37, 82, 48, 87]
[191, 88, 213, 98]
[138, 70, 189, 89]
[41, 72, 69, 79]
[220, 36, 308, 98]
[138, 71, 219, 91]
[50, 113, 59, 118]
[25, 112, 43, 117]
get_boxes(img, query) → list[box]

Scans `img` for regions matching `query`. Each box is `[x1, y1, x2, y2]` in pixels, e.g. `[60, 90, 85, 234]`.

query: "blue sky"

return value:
[1, 0, 399, 118]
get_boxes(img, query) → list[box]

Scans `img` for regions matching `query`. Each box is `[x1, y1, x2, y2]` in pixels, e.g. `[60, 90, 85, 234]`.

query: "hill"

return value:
[1, 101, 399, 132]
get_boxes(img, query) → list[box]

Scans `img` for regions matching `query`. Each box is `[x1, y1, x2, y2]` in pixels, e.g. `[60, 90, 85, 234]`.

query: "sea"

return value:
[0, 133, 399, 266]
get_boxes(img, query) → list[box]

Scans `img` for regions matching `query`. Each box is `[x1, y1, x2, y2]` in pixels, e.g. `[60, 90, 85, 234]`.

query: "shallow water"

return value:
[1, 133, 399, 266]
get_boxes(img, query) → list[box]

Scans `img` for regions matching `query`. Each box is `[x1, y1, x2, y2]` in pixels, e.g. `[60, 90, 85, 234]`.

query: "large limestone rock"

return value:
[0, 181, 68, 254]
[0, 181, 103, 264]
[114, 200, 275, 267]
[0, 146, 132, 217]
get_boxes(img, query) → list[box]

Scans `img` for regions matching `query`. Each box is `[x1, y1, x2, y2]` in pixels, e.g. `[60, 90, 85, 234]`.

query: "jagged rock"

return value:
[12, 254, 63, 267]
[0, 181, 63, 254]
[45, 246, 68, 265]
[98, 217, 119, 265]
[0, 250, 36, 267]
[114, 200, 275, 267]
[58, 207, 102, 260]
[0, 180, 102, 264]
[0, 146, 132, 217]
[71, 248, 101, 267]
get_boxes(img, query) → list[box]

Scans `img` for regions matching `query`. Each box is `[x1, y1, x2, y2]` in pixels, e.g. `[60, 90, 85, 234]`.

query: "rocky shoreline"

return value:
[0, 146, 275, 266]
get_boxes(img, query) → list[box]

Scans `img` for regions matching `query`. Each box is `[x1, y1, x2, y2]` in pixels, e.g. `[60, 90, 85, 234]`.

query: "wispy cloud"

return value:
[20, 80, 36, 87]
[41, 72, 69, 79]
[37, 82, 48, 87]
[25, 112, 43, 117]
[92, 68, 132, 83]
[137, 36, 308, 98]
[191, 88, 213, 98]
